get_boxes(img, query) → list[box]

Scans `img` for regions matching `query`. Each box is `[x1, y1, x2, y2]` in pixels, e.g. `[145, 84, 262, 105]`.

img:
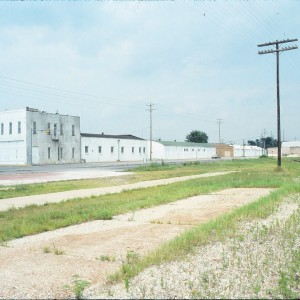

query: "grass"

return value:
[0, 158, 299, 243]
[0, 158, 261, 200]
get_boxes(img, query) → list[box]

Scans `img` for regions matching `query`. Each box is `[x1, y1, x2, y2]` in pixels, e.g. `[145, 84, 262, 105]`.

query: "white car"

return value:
[212, 154, 221, 159]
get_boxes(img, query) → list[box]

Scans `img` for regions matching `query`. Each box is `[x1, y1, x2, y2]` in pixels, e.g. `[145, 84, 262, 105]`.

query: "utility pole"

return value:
[261, 129, 267, 155]
[258, 38, 298, 168]
[243, 139, 245, 157]
[216, 119, 223, 156]
[146, 103, 155, 161]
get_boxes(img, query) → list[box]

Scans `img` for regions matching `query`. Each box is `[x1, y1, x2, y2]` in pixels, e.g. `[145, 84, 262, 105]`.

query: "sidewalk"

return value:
[0, 171, 233, 211]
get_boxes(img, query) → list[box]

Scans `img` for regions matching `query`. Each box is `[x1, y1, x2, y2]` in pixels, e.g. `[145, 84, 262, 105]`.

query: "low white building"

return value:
[150, 140, 216, 160]
[233, 145, 262, 157]
[0, 107, 81, 165]
[81, 133, 148, 162]
[268, 141, 300, 157]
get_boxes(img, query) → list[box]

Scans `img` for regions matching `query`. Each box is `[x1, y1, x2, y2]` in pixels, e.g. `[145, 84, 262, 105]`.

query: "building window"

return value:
[54, 123, 57, 136]
[72, 147, 75, 159]
[33, 121, 36, 134]
[121, 146, 124, 153]
[60, 123, 63, 135]
[143, 147, 146, 153]
[58, 147, 60, 161]
[132, 147, 134, 153]
[9, 122, 12, 134]
[111, 146, 114, 153]
[72, 125, 75, 136]
[18, 121, 21, 134]
[98, 146, 102, 153]
[47, 122, 51, 130]
[1, 123, 3, 135]
[85, 146, 89, 154]
[60, 147, 63, 159]
[48, 147, 51, 159]
[139, 147, 141, 154]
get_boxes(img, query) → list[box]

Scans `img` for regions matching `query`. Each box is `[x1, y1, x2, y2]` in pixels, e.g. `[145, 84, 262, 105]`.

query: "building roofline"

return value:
[25, 107, 80, 118]
[81, 133, 145, 140]
[155, 140, 215, 148]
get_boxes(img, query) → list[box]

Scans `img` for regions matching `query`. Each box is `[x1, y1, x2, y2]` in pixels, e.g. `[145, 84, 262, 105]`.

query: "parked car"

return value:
[211, 154, 221, 159]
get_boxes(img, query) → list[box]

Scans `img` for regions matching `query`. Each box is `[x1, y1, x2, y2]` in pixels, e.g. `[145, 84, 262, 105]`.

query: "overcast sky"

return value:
[0, 0, 299, 144]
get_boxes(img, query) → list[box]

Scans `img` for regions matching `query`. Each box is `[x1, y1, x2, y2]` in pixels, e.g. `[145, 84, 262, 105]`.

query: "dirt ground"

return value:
[0, 188, 272, 299]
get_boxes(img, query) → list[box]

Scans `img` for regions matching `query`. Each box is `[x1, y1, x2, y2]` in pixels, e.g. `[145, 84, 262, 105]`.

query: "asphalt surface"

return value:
[0, 161, 144, 185]
[0, 158, 238, 186]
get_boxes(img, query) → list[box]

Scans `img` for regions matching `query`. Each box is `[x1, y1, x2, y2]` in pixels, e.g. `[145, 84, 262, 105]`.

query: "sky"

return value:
[0, 0, 299, 144]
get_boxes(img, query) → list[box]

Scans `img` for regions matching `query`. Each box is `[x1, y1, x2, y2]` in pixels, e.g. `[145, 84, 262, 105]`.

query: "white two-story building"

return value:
[0, 107, 81, 165]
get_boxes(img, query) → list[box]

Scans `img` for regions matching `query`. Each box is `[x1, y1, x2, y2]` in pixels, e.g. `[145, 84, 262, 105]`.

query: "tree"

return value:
[247, 137, 277, 148]
[247, 140, 257, 146]
[186, 130, 208, 143]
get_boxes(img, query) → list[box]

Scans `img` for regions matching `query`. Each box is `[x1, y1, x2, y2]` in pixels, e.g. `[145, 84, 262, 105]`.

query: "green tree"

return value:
[248, 137, 277, 148]
[186, 130, 208, 143]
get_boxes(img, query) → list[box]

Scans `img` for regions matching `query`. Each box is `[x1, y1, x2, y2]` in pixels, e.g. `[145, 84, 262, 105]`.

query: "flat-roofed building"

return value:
[81, 133, 147, 162]
[0, 107, 80, 165]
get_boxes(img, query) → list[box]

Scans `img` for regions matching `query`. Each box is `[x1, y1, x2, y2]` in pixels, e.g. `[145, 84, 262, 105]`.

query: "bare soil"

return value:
[0, 188, 272, 299]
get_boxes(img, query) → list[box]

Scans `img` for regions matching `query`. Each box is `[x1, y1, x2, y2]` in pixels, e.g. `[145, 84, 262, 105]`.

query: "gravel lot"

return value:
[0, 187, 274, 299]
[87, 196, 300, 299]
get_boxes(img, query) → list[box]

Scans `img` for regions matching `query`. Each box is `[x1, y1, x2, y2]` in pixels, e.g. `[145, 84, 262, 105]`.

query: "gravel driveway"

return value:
[0, 187, 273, 299]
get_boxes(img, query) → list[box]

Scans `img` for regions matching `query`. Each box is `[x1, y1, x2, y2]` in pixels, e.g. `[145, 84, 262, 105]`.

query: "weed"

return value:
[252, 283, 261, 295]
[52, 243, 65, 255]
[64, 275, 90, 300]
[128, 212, 135, 222]
[160, 276, 165, 289]
[96, 255, 115, 262]
[124, 277, 129, 292]
[126, 250, 139, 264]
[139, 285, 146, 299]
[107, 287, 114, 297]
[43, 246, 51, 253]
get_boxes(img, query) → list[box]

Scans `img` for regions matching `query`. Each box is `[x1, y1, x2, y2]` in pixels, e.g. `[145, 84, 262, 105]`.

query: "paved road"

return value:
[0, 157, 244, 186]
[0, 171, 233, 211]
[0, 162, 141, 186]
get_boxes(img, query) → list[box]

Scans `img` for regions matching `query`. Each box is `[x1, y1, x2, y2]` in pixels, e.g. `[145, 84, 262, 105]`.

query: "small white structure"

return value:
[150, 140, 216, 160]
[233, 145, 262, 157]
[268, 141, 300, 157]
[0, 107, 81, 165]
[81, 133, 148, 162]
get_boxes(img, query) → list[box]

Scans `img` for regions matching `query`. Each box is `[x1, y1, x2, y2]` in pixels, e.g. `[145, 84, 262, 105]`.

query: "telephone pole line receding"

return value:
[216, 119, 223, 156]
[258, 38, 298, 168]
[146, 103, 155, 161]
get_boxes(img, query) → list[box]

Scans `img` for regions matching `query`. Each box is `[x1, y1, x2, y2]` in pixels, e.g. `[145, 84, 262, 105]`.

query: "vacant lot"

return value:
[0, 158, 299, 299]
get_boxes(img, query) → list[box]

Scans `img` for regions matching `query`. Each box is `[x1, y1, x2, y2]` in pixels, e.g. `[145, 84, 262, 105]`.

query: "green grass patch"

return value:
[0, 158, 299, 243]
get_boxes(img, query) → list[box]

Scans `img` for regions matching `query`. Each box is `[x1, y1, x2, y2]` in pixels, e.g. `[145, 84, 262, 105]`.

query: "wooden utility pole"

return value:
[146, 103, 155, 161]
[258, 39, 298, 168]
[216, 119, 223, 156]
